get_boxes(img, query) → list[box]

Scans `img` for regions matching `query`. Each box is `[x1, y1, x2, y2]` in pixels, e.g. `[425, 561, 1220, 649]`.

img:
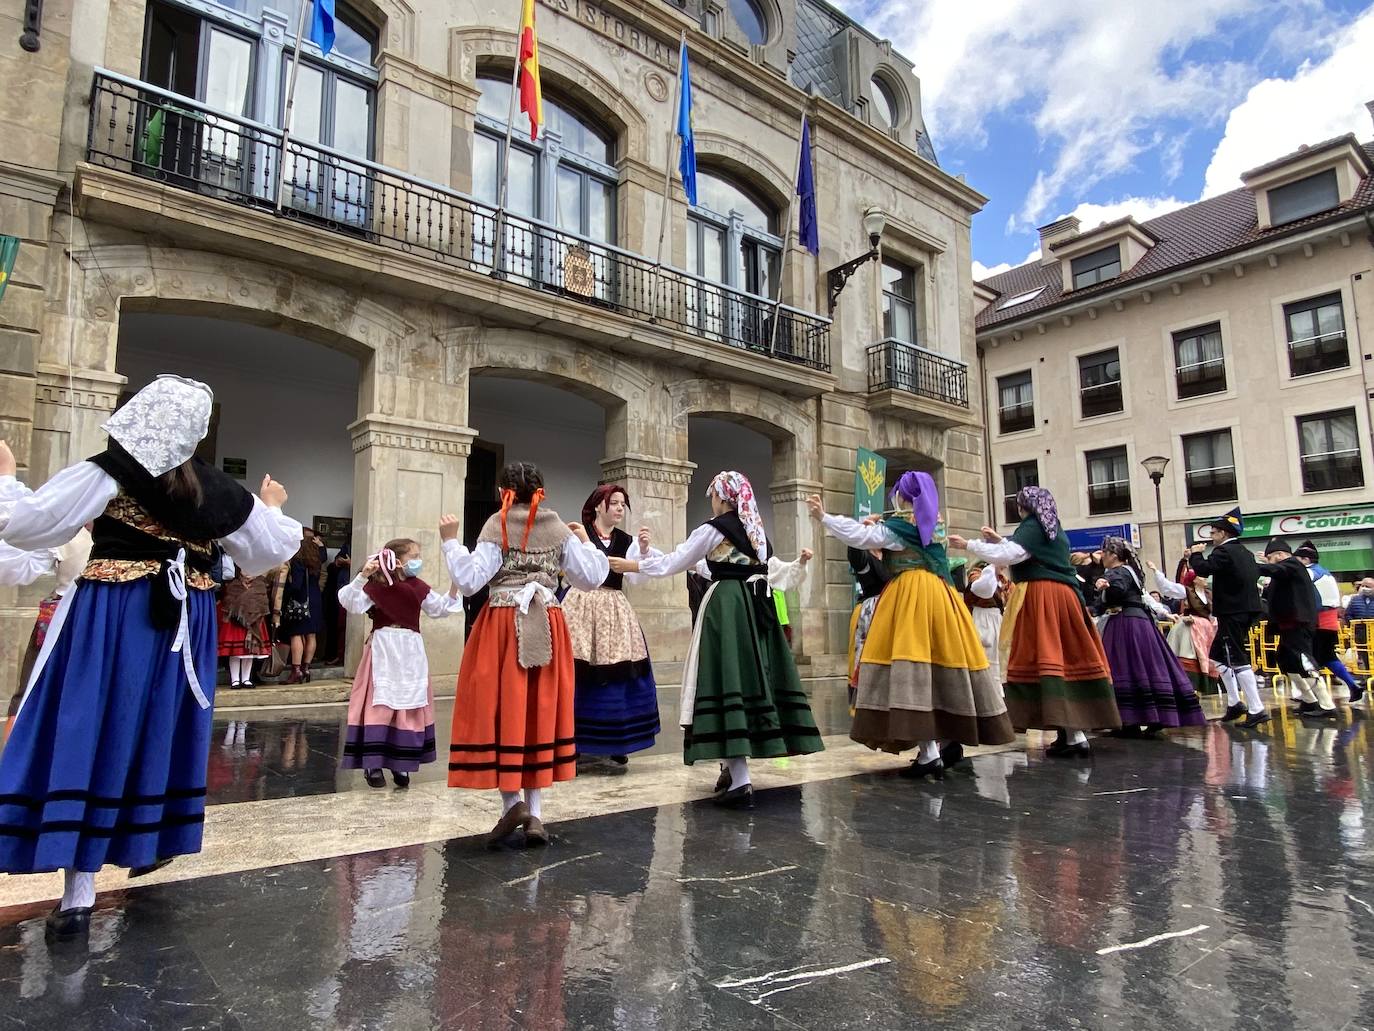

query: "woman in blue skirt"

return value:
[0, 376, 301, 941]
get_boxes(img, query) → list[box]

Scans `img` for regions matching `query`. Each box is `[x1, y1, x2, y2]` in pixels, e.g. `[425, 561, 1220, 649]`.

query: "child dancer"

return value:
[810, 474, 1015, 779]
[1094, 537, 1206, 736]
[611, 470, 823, 808]
[562, 484, 660, 769]
[1148, 560, 1219, 699]
[445, 463, 609, 846]
[846, 546, 892, 712]
[218, 560, 271, 688]
[0, 376, 300, 941]
[949, 486, 1119, 757]
[338, 531, 461, 788]
[964, 560, 1007, 684]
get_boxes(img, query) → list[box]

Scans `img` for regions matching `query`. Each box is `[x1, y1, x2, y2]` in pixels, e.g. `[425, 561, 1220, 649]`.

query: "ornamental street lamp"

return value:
[826, 207, 887, 314]
[1140, 454, 1170, 567]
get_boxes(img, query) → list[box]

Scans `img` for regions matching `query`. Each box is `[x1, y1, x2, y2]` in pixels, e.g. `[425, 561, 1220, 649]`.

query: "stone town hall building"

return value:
[0, 0, 987, 687]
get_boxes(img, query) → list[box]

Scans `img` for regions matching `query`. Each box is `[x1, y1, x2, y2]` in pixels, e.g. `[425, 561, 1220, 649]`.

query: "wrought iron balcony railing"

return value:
[866, 338, 969, 408]
[85, 69, 831, 372]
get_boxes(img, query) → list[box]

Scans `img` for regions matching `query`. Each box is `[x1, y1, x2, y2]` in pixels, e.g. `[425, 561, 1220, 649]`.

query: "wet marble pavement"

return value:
[1, 697, 1374, 1029]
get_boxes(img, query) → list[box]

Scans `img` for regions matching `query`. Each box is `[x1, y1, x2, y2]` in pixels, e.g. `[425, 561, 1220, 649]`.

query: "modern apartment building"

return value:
[976, 126, 1374, 580]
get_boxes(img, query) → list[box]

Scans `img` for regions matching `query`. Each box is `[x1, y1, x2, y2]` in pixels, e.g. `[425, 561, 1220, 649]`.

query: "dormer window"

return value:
[1268, 169, 1339, 226]
[1070, 244, 1121, 290]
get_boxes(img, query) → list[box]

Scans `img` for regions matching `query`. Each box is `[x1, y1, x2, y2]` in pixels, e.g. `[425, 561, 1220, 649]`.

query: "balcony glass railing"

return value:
[85, 69, 831, 372]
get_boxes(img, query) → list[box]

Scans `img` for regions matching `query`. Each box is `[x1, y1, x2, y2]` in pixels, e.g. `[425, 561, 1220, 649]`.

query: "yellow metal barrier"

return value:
[1343, 618, 1374, 689]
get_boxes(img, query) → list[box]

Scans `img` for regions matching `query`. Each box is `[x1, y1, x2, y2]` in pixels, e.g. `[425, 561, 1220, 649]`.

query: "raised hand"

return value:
[947, 534, 968, 550]
[799, 548, 813, 564]
[259, 474, 288, 508]
[569, 522, 590, 543]
[979, 526, 1003, 544]
[805, 494, 825, 522]
[361, 558, 380, 579]
[438, 514, 460, 542]
[608, 556, 639, 574]
[637, 525, 652, 552]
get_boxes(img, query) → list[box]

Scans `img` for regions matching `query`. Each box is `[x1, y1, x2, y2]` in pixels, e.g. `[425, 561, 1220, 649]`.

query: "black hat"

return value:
[1205, 507, 1243, 537]
[1294, 539, 1319, 562]
[1263, 536, 1293, 557]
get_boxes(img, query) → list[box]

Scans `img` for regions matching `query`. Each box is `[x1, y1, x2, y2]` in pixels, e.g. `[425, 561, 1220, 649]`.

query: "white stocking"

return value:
[916, 741, 940, 764]
[1217, 665, 1240, 706]
[1067, 730, 1088, 746]
[1310, 676, 1335, 710]
[524, 788, 543, 820]
[1236, 667, 1264, 715]
[61, 869, 95, 911]
[726, 756, 751, 789]
[500, 790, 522, 815]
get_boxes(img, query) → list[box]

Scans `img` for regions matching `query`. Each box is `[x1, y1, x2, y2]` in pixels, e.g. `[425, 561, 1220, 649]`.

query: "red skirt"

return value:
[218, 614, 269, 657]
[448, 605, 577, 791]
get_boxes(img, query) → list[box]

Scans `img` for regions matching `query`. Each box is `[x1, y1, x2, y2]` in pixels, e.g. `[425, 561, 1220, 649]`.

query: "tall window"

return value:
[1284, 292, 1348, 377]
[882, 259, 917, 344]
[1268, 169, 1339, 226]
[1173, 323, 1226, 398]
[1086, 446, 1131, 515]
[689, 170, 779, 295]
[1182, 430, 1237, 506]
[1001, 461, 1039, 524]
[1070, 244, 1121, 290]
[996, 371, 1034, 434]
[1078, 348, 1123, 418]
[729, 0, 768, 44]
[1298, 409, 1364, 492]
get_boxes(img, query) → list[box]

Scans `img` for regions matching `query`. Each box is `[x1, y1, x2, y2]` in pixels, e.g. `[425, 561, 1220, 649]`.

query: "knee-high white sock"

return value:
[524, 787, 543, 820]
[1067, 730, 1088, 746]
[916, 741, 940, 764]
[1217, 665, 1241, 706]
[61, 869, 95, 911]
[726, 756, 751, 789]
[1294, 677, 1317, 703]
[1311, 676, 1335, 710]
[1237, 667, 1264, 715]
[240, 657, 255, 684]
[500, 790, 522, 815]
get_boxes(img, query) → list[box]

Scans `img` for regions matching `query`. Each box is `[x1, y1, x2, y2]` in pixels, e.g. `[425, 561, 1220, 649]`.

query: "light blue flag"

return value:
[677, 40, 697, 206]
[309, 0, 335, 56]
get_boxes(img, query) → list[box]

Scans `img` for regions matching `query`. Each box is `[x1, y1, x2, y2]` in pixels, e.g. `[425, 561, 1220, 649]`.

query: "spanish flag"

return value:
[517, 0, 542, 141]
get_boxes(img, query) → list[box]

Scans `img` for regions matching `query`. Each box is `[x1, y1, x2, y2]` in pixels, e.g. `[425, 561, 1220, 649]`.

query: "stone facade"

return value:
[0, 0, 987, 696]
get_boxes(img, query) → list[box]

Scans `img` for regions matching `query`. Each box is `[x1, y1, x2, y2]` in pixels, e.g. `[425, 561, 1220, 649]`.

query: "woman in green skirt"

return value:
[611, 470, 823, 807]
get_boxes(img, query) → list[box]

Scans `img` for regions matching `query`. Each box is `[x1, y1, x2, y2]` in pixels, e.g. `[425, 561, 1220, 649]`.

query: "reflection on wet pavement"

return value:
[1, 699, 1373, 1029]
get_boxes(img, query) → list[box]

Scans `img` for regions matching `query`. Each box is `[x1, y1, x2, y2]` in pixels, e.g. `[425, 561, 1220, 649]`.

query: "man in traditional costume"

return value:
[1295, 540, 1364, 703]
[1259, 537, 1335, 719]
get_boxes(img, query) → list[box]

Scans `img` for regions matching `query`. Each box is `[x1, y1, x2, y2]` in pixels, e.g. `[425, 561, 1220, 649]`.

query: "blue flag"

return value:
[309, 0, 335, 56]
[677, 40, 698, 206]
[797, 116, 819, 256]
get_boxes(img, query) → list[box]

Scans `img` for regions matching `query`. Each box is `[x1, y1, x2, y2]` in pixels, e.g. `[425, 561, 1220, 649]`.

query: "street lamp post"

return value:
[1140, 455, 1170, 568]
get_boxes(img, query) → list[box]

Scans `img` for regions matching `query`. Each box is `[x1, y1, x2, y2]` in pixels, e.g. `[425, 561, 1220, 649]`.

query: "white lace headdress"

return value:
[101, 375, 214, 476]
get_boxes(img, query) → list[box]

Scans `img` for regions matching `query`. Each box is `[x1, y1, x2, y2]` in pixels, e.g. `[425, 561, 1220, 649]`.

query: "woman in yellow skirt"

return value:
[809, 472, 1015, 780]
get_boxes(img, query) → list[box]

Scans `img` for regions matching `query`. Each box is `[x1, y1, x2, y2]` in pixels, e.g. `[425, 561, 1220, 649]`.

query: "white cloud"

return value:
[972, 260, 1013, 280]
[1201, 7, 1374, 196]
[1062, 195, 1192, 230]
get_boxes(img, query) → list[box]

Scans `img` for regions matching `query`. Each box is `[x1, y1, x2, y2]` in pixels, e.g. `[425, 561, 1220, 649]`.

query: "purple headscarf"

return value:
[1016, 485, 1060, 540]
[890, 471, 939, 548]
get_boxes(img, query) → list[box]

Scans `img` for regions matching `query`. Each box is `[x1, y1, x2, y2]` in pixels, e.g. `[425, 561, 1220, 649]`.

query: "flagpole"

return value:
[767, 108, 809, 354]
[274, 0, 314, 213]
[655, 30, 687, 270]
[493, 22, 524, 277]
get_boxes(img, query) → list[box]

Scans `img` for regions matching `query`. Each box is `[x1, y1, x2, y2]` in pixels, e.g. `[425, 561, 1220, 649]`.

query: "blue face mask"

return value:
[403, 558, 423, 576]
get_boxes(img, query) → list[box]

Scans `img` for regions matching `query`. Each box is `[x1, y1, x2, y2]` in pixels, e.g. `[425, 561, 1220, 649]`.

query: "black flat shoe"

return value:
[1350, 684, 1366, 704]
[129, 857, 173, 878]
[712, 784, 754, 809]
[364, 769, 386, 789]
[900, 757, 945, 781]
[939, 742, 965, 767]
[1108, 726, 1145, 739]
[1220, 702, 1247, 722]
[714, 765, 731, 794]
[1236, 710, 1271, 729]
[1293, 700, 1319, 717]
[45, 906, 92, 941]
[1309, 707, 1340, 720]
[391, 771, 410, 789]
[609, 755, 629, 766]
[1046, 741, 1092, 759]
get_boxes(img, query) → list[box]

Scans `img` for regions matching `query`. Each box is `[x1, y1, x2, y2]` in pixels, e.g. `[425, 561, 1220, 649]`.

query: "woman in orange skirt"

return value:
[443, 462, 609, 847]
[949, 485, 1119, 757]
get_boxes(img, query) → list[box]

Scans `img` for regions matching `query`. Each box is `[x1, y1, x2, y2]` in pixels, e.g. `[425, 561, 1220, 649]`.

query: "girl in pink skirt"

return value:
[338, 525, 461, 788]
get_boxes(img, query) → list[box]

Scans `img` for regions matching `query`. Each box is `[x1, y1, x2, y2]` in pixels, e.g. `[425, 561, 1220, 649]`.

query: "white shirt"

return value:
[442, 536, 609, 598]
[965, 538, 1032, 566]
[337, 572, 462, 620]
[0, 542, 56, 587]
[0, 464, 302, 576]
[336, 573, 460, 709]
[820, 513, 903, 552]
[635, 523, 804, 590]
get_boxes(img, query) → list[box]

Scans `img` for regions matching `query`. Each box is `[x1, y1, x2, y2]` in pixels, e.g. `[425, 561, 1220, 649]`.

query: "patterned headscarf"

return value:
[709, 470, 767, 560]
[1015, 485, 1060, 540]
[889, 470, 940, 548]
[1102, 535, 1144, 583]
[102, 374, 214, 476]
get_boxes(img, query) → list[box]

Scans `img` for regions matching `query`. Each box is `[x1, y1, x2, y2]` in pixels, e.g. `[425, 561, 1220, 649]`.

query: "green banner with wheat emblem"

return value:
[853, 448, 887, 520]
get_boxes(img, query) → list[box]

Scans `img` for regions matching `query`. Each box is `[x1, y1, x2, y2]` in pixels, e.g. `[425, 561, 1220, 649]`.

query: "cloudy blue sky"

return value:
[834, 0, 1374, 279]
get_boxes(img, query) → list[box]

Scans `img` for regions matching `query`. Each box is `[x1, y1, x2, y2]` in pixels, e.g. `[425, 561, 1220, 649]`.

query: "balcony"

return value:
[83, 70, 831, 374]
[865, 339, 971, 427]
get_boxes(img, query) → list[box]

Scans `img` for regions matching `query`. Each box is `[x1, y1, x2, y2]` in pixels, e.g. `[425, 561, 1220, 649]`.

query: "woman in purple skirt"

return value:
[1094, 537, 1206, 736]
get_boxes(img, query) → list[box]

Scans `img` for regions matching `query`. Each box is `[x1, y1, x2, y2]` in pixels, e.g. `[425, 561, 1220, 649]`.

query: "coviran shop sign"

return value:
[1186, 505, 1374, 542]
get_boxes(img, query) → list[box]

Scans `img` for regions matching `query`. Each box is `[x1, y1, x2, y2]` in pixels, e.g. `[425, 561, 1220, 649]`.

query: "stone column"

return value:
[600, 452, 696, 663]
[770, 476, 824, 655]
[349, 413, 476, 676]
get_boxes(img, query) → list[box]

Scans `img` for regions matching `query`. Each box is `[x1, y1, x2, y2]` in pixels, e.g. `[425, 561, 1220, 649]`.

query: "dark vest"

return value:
[585, 524, 633, 591]
[363, 576, 430, 633]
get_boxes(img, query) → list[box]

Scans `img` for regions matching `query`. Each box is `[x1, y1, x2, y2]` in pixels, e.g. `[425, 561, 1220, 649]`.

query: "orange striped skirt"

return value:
[448, 604, 578, 791]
